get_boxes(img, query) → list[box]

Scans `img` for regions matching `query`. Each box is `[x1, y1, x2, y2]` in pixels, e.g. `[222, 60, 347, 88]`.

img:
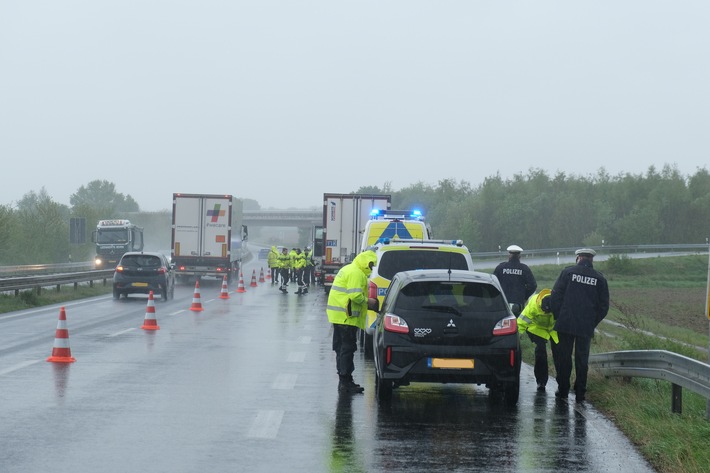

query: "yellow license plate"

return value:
[429, 358, 474, 369]
[132, 282, 149, 287]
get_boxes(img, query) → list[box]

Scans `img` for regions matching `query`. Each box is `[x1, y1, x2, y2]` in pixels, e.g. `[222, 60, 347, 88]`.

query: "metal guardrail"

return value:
[589, 350, 710, 415]
[0, 270, 114, 295]
[471, 243, 710, 259]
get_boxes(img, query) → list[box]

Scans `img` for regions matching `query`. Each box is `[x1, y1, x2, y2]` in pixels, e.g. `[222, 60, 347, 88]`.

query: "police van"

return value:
[362, 237, 475, 357]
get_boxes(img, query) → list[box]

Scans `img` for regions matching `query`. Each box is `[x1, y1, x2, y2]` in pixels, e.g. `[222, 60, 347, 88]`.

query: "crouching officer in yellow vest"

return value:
[326, 250, 379, 394]
[517, 288, 558, 392]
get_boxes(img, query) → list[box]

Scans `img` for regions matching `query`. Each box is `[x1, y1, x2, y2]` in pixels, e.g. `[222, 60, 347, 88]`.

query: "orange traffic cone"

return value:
[259, 267, 266, 283]
[141, 291, 160, 330]
[219, 275, 230, 300]
[250, 269, 258, 287]
[47, 307, 76, 363]
[190, 280, 204, 311]
[236, 271, 247, 293]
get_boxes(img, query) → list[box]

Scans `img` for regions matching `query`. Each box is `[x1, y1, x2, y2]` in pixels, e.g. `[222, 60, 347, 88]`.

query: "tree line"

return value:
[358, 164, 710, 252]
[1, 165, 709, 264]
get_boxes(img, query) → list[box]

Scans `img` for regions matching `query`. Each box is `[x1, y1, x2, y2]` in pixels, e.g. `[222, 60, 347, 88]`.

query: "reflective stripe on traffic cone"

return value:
[259, 267, 265, 283]
[190, 280, 204, 311]
[47, 306, 76, 363]
[141, 291, 160, 330]
[236, 271, 247, 293]
[250, 269, 258, 287]
[219, 275, 230, 300]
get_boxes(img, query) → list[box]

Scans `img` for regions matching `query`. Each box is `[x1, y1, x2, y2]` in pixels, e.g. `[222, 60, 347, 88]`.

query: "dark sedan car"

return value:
[113, 251, 175, 301]
[373, 269, 521, 404]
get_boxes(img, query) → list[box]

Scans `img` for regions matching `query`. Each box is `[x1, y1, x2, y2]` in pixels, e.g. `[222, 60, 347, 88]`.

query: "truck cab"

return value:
[92, 219, 144, 269]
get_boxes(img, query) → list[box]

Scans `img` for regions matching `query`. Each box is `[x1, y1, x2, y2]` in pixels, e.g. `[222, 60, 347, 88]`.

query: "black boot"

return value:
[338, 375, 364, 394]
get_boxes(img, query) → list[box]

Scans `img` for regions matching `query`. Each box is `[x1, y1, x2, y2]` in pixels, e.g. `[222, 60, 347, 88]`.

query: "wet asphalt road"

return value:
[0, 263, 656, 472]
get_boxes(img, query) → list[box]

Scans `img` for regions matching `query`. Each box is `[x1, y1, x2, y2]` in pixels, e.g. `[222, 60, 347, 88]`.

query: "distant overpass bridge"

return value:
[243, 210, 321, 227]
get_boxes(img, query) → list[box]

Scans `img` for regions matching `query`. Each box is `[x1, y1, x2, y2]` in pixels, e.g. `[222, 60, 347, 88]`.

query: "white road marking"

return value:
[271, 373, 298, 390]
[287, 352, 305, 363]
[0, 360, 41, 376]
[247, 410, 284, 439]
[107, 328, 136, 337]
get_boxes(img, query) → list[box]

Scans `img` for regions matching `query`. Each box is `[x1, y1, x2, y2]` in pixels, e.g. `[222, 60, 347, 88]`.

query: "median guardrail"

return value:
[589, 350, 710, 415]
[0, 270, 114, 296]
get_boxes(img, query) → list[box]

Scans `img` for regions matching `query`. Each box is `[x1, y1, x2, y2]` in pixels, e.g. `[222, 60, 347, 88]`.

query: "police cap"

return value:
[507, 244, 523, 253]
[575, 248, 596, 257]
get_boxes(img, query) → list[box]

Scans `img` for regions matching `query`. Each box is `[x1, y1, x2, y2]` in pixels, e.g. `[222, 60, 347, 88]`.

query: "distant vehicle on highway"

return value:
[112, 251, 175, 301]
[258, 248, 270, 260]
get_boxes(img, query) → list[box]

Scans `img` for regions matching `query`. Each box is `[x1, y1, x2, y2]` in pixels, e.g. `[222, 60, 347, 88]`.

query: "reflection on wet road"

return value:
[0, 267, 655, 472]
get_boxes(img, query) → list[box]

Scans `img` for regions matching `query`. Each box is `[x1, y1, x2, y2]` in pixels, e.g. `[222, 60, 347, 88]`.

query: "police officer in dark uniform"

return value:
[494, 244, 538, 310]
[548, 248, 609, 403]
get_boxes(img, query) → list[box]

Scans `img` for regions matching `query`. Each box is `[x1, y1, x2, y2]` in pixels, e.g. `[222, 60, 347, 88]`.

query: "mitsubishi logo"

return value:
[447, 319, 456, 328]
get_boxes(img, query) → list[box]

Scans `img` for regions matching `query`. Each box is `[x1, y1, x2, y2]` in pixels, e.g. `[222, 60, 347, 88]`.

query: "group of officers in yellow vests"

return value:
[267, 245, 315, 295]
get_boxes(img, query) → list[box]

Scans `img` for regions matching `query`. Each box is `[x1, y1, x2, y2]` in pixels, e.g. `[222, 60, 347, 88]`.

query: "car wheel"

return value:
[112, 288, 120, 300]
[375, 372, 393, 402]
[363, 333, 374, 360]
[504, 381, 520, 406]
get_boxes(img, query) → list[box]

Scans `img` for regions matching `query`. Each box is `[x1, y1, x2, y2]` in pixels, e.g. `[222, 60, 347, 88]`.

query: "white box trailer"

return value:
[171, 193, 245, 284]
[319, 193, 391, 293]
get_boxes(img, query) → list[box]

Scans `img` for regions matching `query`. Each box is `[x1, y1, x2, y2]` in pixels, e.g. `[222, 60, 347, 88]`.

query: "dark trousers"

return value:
[280, 268, 290, 287]
[527, 332, 550, 386]
[294, 268, 304, 289]
[270, 266, 278, 283]
[303, 266, 314, 285]
[555, 331, 592, 396]
[332, 324, 358, 377]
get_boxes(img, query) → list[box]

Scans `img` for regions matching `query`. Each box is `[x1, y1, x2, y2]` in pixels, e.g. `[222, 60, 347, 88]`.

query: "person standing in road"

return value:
[494, 244, 538, 310]
[548, 248, 609, 403]
[293, 248, 307, 295]
[277, 247, 291, 293]
[326, 250, 379, 394]
[303, 245, 315, 288]
[517, 288, 558, 392]
[267, 245, 279, 285]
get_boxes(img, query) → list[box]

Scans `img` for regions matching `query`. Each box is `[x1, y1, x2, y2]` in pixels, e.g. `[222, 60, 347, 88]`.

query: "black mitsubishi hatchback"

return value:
[373, 269, 521, 404]
[113, 251, 175, 301]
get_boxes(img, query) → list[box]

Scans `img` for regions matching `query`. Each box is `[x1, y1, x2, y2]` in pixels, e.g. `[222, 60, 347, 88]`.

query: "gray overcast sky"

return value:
[1, 1, 708, 212]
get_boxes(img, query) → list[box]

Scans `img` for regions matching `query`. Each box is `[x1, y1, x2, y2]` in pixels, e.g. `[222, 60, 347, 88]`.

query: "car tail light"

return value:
[368, 281, 378, 299]
[115, 265, 124, 273]
[157, 268, 166, 274]
[509, 349, 516, 367]
[386, 346, 392, 365]
[384, 314, 409, 334]
[178, 265, 186, 272]
[493, 315, 517, 336]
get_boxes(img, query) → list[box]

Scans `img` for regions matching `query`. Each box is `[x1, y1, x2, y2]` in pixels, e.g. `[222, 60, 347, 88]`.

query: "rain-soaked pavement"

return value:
[0, 263, 656, 472]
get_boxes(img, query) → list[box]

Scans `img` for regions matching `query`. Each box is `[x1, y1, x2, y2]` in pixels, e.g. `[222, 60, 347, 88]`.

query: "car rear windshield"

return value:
[378, 250, 469, 280]
[121, 255, 162, 268]
[394, 281, 507, 313]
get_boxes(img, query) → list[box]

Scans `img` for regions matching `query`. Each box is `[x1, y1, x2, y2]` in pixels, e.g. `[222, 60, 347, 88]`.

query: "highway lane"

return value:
[0, 262, 656, 473]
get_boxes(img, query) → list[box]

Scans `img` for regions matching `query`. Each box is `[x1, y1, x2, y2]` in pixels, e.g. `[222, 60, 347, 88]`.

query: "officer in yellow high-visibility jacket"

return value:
[517, 288, 558, 392]
[326, 250, 378, 394]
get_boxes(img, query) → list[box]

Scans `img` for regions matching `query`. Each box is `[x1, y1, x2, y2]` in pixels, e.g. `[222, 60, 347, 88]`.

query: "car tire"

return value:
[363, 333, 374, 360]
[112, 288, 120, 300]
[504, 381, 520, 406]
[375, 372, 393, 402]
